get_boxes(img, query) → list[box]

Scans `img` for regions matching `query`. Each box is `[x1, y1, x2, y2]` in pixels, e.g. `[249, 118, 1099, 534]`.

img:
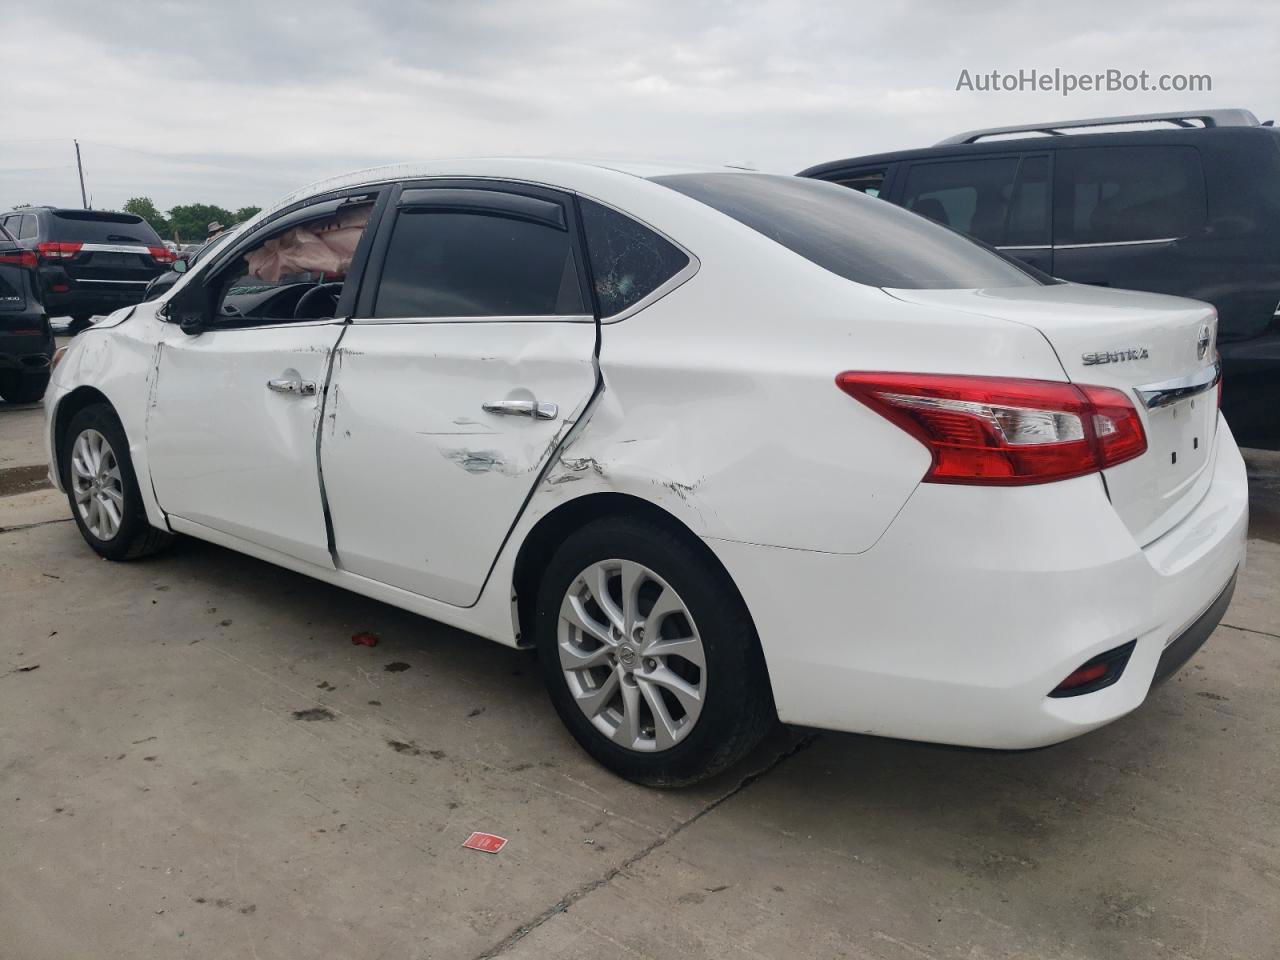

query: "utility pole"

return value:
[74, 139, 88, 209]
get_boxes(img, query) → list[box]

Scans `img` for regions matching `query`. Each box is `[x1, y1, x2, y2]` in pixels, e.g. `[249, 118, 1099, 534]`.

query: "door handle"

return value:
[482, 399, 558, 420]
[267, 378, 317, 396]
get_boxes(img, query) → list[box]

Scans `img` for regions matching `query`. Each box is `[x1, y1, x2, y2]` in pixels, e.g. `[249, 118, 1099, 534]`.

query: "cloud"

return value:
[2, 0, 1274, 213]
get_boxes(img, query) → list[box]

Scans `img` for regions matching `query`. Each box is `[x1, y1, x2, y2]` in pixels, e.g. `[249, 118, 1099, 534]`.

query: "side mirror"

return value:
[172, 259, 189, 274]
[167, 276, 211, 335]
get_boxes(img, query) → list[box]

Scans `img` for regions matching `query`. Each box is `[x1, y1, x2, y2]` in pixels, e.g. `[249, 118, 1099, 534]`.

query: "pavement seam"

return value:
[0, 517, 72, 534]
[1220, 621, 1280, 641]
[472, 732, 819, 960]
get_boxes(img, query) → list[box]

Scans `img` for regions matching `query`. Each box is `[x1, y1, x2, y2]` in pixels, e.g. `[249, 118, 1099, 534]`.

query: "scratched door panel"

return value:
[321, 321, 596, 606]
[147, 321, 344, 568]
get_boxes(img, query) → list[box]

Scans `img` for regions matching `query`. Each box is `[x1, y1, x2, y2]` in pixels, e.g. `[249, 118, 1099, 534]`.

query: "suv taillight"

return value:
[836, 372, 1147, 485]
[36, 241, 82, 260]
[0, 250, 37, 269]
[148, 246, 176, 264]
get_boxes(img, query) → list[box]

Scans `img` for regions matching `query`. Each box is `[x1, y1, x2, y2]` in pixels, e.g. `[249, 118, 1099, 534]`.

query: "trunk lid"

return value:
[885, 283, 1220, 545]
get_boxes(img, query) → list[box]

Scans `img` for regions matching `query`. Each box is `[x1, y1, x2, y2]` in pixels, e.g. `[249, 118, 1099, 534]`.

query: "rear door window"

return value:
[1053, 146, 1206, 245]
[900, 157, 1020, 244]
[372, 196, 585, 319]
[579, 198, 689, 318]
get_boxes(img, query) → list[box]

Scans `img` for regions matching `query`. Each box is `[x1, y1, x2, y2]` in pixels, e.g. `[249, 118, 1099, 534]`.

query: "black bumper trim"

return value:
[1152, 571, 1237, 685]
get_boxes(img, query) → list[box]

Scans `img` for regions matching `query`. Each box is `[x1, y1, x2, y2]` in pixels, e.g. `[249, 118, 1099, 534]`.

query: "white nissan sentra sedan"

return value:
[44, 160, 1248, 785]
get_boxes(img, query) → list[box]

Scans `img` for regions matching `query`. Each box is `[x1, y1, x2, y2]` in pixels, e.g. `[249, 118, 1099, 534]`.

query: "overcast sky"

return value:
[4, 0, 1276, 216]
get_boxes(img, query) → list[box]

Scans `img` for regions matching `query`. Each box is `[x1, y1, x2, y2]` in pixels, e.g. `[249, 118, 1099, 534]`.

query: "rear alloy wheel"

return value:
[61, 404, 172, 560]
[535, 516, 775, 787]
[559, 559, 706, 752]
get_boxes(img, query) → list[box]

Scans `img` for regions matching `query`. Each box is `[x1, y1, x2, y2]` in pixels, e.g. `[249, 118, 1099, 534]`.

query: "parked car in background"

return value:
[44, 160, 1246, 785]
[800, 109, 1280, 448]
[0, 206, 175, 334]
[0, 221, 54, 403]
[143, 229, 237, 301]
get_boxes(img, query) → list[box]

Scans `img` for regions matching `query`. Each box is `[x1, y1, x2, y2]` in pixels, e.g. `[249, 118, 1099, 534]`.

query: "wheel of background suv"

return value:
[60, 404, 172, 561]
[534, 515, 775, 787]
[68, 314, 93, 335]
[0, 371, 49, 404]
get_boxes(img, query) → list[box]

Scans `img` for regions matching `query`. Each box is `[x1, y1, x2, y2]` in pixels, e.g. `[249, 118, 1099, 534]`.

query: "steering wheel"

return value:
[293, 282, 344, 319]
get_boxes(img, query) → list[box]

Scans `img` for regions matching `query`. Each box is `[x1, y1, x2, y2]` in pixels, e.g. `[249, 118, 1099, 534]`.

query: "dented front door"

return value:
[320, 322, 597, 606]
[147, 320, 345, 568]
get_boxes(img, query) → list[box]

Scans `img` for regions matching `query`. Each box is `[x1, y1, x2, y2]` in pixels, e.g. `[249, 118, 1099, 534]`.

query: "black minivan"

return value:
[0, 206, 174, 334]
[800, 109, 1280, 448]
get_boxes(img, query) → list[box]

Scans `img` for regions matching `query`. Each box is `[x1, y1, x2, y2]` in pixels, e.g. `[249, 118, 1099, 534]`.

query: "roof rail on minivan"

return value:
[936, 108, 1260, 145]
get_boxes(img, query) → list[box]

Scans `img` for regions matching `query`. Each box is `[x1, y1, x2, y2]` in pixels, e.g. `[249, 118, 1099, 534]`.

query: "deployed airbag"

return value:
[246, 204, 370, 282]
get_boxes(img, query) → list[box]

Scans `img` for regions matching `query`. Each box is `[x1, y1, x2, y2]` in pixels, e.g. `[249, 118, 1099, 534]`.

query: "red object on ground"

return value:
[351, 631, 379, 647]
[462, 832, 508, 854]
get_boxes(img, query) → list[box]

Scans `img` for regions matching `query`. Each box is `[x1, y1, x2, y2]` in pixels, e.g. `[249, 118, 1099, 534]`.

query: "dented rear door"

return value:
[320, 182, 598, 607]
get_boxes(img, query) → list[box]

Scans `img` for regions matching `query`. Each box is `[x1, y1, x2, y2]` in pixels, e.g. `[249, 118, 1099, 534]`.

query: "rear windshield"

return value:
[651, 173, 1042, 289]
[49, 210, 162, 245]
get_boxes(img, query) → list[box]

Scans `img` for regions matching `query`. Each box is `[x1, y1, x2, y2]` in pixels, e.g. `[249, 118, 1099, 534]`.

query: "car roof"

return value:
[258, 157, 741, 220]
[797, 123, 1280, 178]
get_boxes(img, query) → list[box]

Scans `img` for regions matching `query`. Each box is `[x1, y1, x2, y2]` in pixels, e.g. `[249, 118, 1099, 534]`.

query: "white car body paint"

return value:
[45, 158, 1248, 750]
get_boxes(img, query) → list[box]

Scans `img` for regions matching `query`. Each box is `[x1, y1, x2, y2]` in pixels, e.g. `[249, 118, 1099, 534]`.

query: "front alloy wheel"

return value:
[559, 560, 706, 752]
[61, 403, 172, 560]
[70, 428, 125, 540]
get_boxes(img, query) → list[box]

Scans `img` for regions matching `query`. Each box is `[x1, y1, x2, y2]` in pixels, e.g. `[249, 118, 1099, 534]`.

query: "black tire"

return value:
[534, 515, 775, 787]
[60, 403, 173, 561]
[0, 370, 49, 404]
[68, 315, 93, 335]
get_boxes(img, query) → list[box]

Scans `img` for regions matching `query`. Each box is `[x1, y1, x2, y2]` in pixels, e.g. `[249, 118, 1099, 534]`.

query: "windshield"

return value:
[49, 210, 162, 245]
[651, 173, 1043, 290]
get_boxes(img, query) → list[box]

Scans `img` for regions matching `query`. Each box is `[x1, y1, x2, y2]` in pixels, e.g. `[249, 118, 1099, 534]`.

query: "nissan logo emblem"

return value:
[1197, 324, 1211, 361]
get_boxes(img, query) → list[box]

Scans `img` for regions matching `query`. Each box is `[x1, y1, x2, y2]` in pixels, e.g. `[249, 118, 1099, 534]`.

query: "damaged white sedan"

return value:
[45, 160, 1248, 785]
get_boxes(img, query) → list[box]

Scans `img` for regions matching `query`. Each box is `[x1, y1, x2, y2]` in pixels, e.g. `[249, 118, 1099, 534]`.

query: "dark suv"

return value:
[800, 109, 1280, 448]
[0, 207, 174, 333]
[0, 222, 53, 403]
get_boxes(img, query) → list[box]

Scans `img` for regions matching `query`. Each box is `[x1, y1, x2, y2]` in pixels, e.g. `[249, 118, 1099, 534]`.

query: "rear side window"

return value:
[834, 168, 887, 197]
[49, 210, 161, 245]
[579, 198, 689, 317]
[19, 215, 37, 240]
[1054, 146, 1206, 245]
[653, 172, 1041, 289]
[373, 210, 585, 318]
[900, 157, 1019, 244]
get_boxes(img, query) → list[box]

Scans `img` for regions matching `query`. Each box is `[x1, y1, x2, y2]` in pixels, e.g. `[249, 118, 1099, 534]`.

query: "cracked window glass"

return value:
[580, 199, 689, 318]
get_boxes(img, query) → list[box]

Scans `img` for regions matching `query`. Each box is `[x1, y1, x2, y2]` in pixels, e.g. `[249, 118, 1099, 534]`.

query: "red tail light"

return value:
[835, 372, 1148, 485]
[0, 250, 37, 269]
[148, 245, 176, 264]
[36, 241, 82, 260]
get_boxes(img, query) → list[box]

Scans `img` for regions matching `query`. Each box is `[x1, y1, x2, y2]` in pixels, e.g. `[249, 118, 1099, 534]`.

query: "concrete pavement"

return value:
[2, 396, 1277, 960]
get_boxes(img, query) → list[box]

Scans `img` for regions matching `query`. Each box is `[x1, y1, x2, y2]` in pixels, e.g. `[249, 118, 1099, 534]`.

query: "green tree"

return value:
[167, 203, 234, 244]
[233, 206, 262, 223]
[123, 196, 169, 238]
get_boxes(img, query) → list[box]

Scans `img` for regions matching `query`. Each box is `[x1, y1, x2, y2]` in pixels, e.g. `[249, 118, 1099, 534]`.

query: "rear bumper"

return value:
[39, 269, 152, 315]
[708, 416, 1249, 748]
[0, 331, 55, 372]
